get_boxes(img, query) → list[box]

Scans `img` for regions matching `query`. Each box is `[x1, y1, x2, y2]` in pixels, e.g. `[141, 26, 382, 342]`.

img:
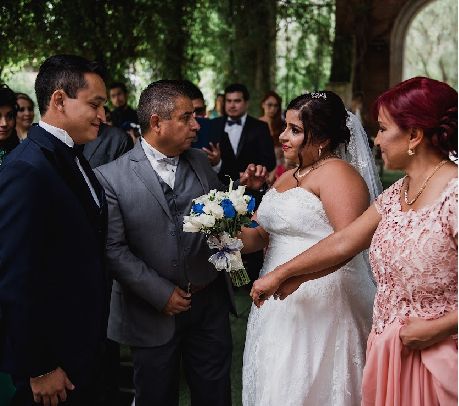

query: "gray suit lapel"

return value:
[130, 142, 173, 221]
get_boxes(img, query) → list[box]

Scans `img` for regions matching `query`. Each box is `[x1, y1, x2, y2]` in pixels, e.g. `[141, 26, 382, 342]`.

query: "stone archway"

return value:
[389, 0, 434, 86]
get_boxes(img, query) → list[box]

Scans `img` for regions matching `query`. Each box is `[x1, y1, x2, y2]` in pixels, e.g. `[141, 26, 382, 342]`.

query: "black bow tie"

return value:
[227, 118, 242, 126]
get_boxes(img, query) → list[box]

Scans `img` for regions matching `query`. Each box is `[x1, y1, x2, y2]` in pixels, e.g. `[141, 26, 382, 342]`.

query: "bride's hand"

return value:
[276, 276, 305, 300]
[250, 271, 282, 307]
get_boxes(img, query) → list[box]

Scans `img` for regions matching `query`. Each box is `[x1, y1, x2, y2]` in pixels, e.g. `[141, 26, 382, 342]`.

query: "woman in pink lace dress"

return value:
[250, 77, 458, 406]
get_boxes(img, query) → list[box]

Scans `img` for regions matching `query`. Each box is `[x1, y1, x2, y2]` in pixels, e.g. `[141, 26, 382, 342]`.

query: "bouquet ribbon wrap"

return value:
[207, 232, 250, 287]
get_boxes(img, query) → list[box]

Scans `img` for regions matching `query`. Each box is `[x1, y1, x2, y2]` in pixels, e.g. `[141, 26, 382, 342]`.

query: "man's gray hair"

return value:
[137, 80, 190, 134]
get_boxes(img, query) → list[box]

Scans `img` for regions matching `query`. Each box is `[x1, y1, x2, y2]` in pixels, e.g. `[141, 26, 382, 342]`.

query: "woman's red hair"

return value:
[373, 77, 457, 157]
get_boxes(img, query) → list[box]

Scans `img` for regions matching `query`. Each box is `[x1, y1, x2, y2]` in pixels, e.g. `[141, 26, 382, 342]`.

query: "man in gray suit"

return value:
[95, 80, 266, 406]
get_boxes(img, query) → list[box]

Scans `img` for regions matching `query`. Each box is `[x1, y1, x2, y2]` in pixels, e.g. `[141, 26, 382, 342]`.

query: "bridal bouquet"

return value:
[183, 179, 257, 287]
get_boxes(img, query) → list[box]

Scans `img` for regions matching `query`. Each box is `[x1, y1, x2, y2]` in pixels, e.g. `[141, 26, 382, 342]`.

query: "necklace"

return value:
[403, 159, 448, 205]
[297, 154, 338, 178]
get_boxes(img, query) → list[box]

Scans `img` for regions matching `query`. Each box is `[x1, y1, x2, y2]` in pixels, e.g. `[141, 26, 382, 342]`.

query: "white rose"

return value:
[204, 201, 224, 219]
[233, 200, 248, 215]
[196, 214, 216, 228]
[183, 217, 201, 232]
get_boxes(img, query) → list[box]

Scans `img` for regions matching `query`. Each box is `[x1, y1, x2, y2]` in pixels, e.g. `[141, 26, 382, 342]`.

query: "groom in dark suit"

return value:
[95, 80, 266, 406]
[0, 55, 109, 406]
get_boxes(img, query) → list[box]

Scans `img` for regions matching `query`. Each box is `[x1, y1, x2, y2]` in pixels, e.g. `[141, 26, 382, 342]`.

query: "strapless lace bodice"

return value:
[243, 187, 375, 406]
[257, 187, 332, 239]
[256, 187, 338, 280]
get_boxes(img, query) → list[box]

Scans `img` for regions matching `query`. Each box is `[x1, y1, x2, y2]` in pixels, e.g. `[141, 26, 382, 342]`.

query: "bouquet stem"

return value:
[230, 268, 251, 287]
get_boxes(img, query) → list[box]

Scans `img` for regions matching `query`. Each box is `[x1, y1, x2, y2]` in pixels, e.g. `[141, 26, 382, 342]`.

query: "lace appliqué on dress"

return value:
[370, 178, 458, 335]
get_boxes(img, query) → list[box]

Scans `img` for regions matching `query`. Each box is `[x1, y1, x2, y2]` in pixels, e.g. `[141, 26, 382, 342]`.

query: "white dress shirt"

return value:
[141, 138, 179, 189]
[39, 121, 100, 207]
[224, 114, 247, 155]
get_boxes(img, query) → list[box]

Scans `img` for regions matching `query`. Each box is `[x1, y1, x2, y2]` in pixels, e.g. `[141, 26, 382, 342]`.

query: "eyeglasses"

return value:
[18, 106, 34, 113]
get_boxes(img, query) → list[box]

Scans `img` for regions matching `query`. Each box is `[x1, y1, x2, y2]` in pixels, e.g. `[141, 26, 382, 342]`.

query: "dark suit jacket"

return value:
[0, 126, 108, 387]
[191, 117, 219, 149]
[83, 123, 133, 169]
[209, 115, 276, 185]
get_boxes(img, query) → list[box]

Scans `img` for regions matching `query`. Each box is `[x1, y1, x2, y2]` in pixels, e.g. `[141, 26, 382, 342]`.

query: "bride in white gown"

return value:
[240, 92, 381, 406]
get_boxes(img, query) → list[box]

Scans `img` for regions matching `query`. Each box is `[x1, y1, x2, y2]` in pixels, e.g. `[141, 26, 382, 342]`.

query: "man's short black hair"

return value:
[0, 84, 18, 115]
[224, 83, 250, 101]
[137, 80, 190, 134]
[35, 54, 105, 115]
[182, 80, 204, 102]
[110, 82, 128, 94]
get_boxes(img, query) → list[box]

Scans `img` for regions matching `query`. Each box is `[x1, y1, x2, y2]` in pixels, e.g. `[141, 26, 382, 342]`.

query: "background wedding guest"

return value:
[207, 93, 224, 119]
[251, 77, 458, 406]
[83, 121, 133, 169]
[259, 90, 286, 183]
[15, 92, 35, 141]
[259, 90, 284, 146]
[0, 54, 109, 406]
[183, 80, 222, 172]
[209, 83, 276, 282]
[0, 84, 20, 165]
[109, 81, 138, 129]
[209, 83, 276, 187]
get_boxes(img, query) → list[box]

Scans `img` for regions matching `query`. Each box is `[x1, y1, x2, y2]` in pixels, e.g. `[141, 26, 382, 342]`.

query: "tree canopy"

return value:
[0, 0, 335, 110]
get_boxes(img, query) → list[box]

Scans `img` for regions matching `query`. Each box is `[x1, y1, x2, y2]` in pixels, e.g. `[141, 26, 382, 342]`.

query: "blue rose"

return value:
[192, 203, 205, 215]
[247, 196, 256, 213]
[221, 199, 236, 219]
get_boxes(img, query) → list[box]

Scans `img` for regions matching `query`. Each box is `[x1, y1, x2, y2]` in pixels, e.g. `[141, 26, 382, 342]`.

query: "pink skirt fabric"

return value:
[362, 321, 458, 406]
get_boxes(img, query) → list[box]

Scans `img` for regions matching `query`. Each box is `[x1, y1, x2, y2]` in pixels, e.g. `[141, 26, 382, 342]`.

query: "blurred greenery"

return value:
[0, 0, 335, 112]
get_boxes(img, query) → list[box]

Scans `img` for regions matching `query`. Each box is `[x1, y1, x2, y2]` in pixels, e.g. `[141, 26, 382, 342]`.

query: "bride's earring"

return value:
[407, 148, 415, 156]
[318, 145, 323, 159]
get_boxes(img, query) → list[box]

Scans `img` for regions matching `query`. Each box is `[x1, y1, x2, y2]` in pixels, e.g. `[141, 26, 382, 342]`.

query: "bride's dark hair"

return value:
[287, 91, 350, 182]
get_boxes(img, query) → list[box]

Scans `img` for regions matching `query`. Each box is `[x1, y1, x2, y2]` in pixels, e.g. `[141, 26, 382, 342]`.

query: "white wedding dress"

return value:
[242, 186, 376, 406]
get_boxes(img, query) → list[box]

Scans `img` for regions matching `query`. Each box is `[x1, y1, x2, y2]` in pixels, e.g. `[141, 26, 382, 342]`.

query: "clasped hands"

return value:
[250, 268, 306, 307]
[163, 286, 191, 316]
[30, 367, 74, 406]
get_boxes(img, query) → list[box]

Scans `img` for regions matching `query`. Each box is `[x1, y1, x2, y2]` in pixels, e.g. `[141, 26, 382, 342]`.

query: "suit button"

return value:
[170, 230, 176, 236]
[172, 260, 178, 267]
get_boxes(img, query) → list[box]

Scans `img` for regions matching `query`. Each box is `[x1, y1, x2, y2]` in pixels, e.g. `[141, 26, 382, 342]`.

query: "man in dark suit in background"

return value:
[0, 55, 109, 406]
[109, 82, 138, 129]
[209, 83, 276, 185]
[209, 83, 276, 282]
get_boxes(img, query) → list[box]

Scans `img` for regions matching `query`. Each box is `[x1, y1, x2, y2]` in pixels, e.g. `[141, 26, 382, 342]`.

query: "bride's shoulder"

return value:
[318, 158, 361, 178]
[315, 159, 368, 192]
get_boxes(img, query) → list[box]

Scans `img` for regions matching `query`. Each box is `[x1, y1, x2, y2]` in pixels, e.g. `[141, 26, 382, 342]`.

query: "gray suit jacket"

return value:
[95, 141, 235, 347]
